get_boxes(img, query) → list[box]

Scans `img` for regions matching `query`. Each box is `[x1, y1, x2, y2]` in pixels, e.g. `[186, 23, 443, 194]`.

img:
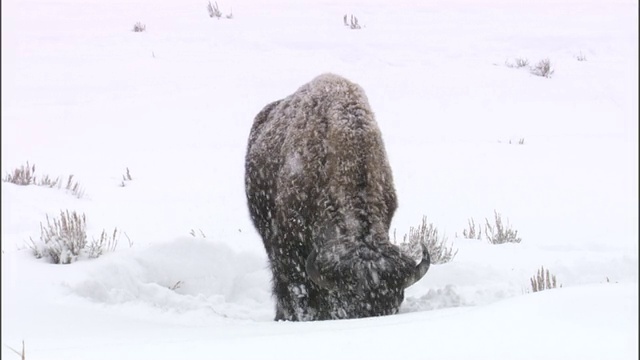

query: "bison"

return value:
[245, 73, 430, 321]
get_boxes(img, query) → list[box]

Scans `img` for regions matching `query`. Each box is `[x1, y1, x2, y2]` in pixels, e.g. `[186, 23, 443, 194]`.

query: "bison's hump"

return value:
[291, 73, 370, 107]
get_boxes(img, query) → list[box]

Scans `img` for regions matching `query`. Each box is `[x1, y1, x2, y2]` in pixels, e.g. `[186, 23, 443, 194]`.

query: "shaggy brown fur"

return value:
[245, 73, 428, 321]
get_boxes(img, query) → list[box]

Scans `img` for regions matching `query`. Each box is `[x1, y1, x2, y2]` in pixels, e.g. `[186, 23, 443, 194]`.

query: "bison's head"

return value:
[306, 241, 430, 319]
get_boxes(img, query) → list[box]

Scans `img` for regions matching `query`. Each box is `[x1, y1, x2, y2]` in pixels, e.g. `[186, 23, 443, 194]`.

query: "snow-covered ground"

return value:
[2, 0, 638, 358]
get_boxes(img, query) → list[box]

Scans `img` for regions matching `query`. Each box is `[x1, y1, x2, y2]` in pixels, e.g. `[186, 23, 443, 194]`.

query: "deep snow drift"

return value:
[2, 0, 638, 359]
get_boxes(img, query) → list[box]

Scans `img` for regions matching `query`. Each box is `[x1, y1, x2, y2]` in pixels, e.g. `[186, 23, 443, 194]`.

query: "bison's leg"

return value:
[268, 236, 331, 321]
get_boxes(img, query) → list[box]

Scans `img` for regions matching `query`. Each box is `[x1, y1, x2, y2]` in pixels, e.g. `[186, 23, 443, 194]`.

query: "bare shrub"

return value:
[6, 340, 25, 360]
[64, 174, 85, 198]
[27, 211, 121, 263]
[349, 15, 361, 29]
[29, 210, 87, 264]
[124, 232, 134, 248]
[531, 58, 554, 78]
[3, 162, 85, 197]
[208, 1, 222, 19]
[342, 14, 362, 29]
[39, 174, 60, 188]
[190, 228, 207, 238]
[133, 22, 146, 32]
[399, 216, 458, 264]
[462, 218, 482, 240]
[576, 52, 587, 62]
[508, 58, 528, 68]
[485, 210, 521, 244]
[169, 280, 183, 290]
[515, 57, 529, 68]
[505, 57, 529, 69]
[4, 162, 36, 185]
[530, 266, 560, 292]
[88, 228, 119, 258]
[120, 167, 133, 187]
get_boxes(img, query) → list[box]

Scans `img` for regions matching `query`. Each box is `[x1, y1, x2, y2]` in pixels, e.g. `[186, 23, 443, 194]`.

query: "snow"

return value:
[1, 0, 638, 358]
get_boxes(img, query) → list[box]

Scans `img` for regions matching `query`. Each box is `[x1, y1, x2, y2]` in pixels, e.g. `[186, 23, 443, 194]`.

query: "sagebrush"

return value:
[343, 14, 362, 29]
[120, 167, 133, 187]
[485, 210, 521, 244]
[462, 218, 482, 240]
[460, 211, 522, 244]
[398, 216, 458, 264]
[88, 228, 119, 258]
[531, 58, 554, 78]
[506, 57, 529, 68]
[207, 1, 221, 18]
[208, 1, 232, 19]
[4, 161, 36, 185]
[190, 228, 207, 238]
[28, 211, 121, 264]
[576, 52, 587, 62]
[133, 22, 146, 32]
[29, 210, 87, 264]
[505, 57, 554, 78]
[3, 162, 85, 198]
[530, 266, 560, 292]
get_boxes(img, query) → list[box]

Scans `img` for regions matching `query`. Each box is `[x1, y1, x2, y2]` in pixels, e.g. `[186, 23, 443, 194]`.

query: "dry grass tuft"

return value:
[4, 162, 36, 185]
[6, 340, 26, 360]
[3, 162, 85, 198]
[462, 218, 482, 240]
[530, 266, 560, 292]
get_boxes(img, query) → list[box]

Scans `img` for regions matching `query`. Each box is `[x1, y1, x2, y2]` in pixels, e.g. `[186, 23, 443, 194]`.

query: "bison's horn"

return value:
[305, 248, 338, 290]
[403, 244, 431, 289]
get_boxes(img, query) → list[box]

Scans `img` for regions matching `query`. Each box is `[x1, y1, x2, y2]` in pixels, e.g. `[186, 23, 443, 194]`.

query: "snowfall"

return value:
[1, 0, 638, 358]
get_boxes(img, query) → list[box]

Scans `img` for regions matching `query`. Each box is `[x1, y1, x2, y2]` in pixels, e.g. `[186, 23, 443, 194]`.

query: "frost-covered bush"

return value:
[29, 210, 88, 264]
[530, 266, 560, 292]
[133, 22, 146, 32]
[485, 210, 521, 244]
[506, 57, 529, 68]
[400, 216, 458, 264]
[28, 211, 119, 264]
[531, 58, 554, 78]
[505, 57, 553, 78]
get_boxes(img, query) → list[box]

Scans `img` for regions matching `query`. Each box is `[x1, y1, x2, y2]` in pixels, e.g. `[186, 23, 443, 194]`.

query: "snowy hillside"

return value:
[2, 0, 638, 359]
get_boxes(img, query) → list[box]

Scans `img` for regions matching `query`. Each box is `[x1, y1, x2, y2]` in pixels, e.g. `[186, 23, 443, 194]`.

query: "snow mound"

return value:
[69, 237, 273, 321]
